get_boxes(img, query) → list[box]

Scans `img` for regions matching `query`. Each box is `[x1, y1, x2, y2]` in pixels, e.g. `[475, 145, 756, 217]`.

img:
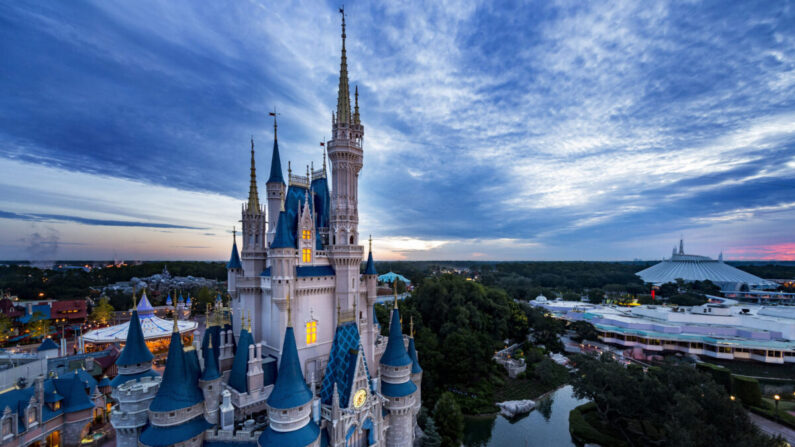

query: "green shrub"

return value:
[697, 363, 732, 393]
[732, 375, 762, 407]
[569, 403, 628, 447]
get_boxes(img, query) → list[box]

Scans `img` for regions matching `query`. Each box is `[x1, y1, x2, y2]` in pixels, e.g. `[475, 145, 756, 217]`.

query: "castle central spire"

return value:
[247, 137, 260, 214]
[336, 7, 351, 125]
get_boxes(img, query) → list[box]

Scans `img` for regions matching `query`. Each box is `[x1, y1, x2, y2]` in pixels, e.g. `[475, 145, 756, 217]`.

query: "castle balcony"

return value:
[229, 384, 273, 417]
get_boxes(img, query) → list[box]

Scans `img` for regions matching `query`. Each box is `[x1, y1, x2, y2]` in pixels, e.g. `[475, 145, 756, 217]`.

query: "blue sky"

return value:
[1, 1, 794, 261]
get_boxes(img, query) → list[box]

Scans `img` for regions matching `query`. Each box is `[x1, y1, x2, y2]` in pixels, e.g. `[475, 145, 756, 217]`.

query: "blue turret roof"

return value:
[178, 292, 184, 303]
[202, 338, 220, 381]
[149, 330, 204, 412]
[227, 238, 242, 270]
[364, 250, 377, 275]
[201, 325, 221, 372]
[258, 420, 320, 447]
[373, 305, 380, 329]
[228, 328, 252, 393]
[140, 415, 213, 447]
[166, 293, 173, 306]
[186, 295, 191, 306]
[267, 137, 285, 184]
[98, 376, 111, 388]
[267, 327, 313, 410]
[115, 310, 154, 367]
[380, 379, 416, 398]
[270, 210, 295, 249]
[37, 338, 58, 352]
[380, 308, 412, 367]
[60, 369, 98, 395]
[408, 338, 422, 374]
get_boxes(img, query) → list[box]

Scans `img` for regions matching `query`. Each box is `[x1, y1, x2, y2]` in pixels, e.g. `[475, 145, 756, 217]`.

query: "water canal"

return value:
[463, 385, 587, 447]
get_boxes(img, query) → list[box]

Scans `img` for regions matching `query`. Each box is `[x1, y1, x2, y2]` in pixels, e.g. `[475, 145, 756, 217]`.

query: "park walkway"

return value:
[747, 412, 795, 445]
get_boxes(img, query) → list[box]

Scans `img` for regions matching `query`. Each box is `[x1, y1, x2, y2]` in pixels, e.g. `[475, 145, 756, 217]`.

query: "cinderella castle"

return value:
[109, 10, 422, 447]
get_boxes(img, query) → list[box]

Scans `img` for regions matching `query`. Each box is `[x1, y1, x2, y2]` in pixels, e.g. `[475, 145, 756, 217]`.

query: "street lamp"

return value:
[774, 394, 780, 422]
[730, 395, 735, 402]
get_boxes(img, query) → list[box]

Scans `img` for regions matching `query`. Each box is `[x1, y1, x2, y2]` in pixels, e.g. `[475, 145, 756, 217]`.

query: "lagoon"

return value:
[463, 385, 586, 447]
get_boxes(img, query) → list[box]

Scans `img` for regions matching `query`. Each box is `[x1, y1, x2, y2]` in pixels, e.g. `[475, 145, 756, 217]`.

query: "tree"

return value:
[89, 296, 114, 325]
[422, 418, 442, 447]
[26, 312, 51, 339]
[570, 320, 599, 342]
[533, 358, 568, 388]
[570, 354, 783, 446]
[433, 392, 464, 447]
[0, 314, 11, 344]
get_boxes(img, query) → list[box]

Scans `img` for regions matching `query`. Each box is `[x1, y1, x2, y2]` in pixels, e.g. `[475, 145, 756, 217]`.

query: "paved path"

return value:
[748, 412, 795, 445]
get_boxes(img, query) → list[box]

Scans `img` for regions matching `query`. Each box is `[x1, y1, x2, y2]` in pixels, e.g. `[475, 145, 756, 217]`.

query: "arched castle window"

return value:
[349, 235, 354, 244]
[306, 320, 317, 345]
[302, 249, 312, 263]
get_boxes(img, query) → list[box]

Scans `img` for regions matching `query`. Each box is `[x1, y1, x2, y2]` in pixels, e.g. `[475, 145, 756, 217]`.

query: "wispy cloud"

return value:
[0, 1, 793, 260]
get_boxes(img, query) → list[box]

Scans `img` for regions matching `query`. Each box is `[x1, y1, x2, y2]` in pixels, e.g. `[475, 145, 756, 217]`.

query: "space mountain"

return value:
[109, 10, 422, 447]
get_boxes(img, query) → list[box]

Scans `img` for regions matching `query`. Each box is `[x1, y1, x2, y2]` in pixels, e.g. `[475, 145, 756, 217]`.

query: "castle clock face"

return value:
[353, 389, 367, 408]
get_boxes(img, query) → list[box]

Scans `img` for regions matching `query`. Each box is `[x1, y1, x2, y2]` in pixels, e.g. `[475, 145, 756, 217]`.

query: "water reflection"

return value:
[463, 385, 587, 447]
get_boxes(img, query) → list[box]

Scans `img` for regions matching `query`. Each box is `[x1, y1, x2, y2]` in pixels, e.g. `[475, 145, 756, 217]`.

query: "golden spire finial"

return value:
[306, 164, 310, 182]
[247, 312, 251, 332]
[173, 304, 179, 333]
[269, 108, 278, 139]
[288, 161, 292, 178]
[410, 315, 414, 338]
[208, 335, 213, 349]
[369, 234, 372, 253]
[132, 287, 137, 311]
[393, 280, 399, 310]
[287, 291, 292, 327]
[337, 300, 341, 326]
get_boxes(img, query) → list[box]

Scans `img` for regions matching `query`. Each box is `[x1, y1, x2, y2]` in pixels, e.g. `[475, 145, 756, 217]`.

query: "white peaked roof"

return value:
[637, 241, 777, 291]
[84, 291, 197, 343]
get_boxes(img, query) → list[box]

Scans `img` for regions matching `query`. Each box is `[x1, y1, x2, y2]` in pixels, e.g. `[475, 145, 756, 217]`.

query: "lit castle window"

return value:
[302, 230, 311, 240]
[306, 320, 317, 345]
[302, 248, 311, 262]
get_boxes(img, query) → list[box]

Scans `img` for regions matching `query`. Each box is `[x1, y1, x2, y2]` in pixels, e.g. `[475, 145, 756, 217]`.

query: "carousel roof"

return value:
[84, 292, 197, 344]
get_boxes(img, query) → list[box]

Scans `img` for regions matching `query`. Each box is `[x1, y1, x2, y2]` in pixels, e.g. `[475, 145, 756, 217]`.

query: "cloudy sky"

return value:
[1, 1, 794, 261]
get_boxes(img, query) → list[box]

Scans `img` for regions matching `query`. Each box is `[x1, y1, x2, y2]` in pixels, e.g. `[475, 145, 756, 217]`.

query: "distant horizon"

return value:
[4, 257, 795, 264]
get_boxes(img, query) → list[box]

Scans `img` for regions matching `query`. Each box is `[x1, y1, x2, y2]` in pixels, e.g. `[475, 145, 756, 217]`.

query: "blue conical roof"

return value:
[178, 292, 184, 303]
[201, 338, 220, 381]
[228, 328, 252, 393]
[149, 331, 204, 412]
[407, 337, 422, 374]
[268, 327, 313, 410]
[270, 211, 294, 249]
[364, 250, 377, 275]
[166, 292, 173, 306]
[380, 308, 412, 367]
[373, 305, 380, 329]
[37, 338, 58, 352]
[267, 137, 285, 184]
[227, 238, 242, 270]
[116, 310, 154, 366]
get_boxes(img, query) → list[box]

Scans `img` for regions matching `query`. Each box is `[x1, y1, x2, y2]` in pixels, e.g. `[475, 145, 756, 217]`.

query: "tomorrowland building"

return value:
[636, 239, 778, 292]
[109, 11, 421, 447]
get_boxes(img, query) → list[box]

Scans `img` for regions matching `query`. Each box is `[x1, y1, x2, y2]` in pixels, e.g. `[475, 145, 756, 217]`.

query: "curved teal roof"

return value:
[267, 137, 285, 185]
[227, 238, 242, 270]
[407, 338, 422, 374]
[228, 328, 252, 393]
[380, 308, 412, 367]
[115, 310, 154, 367]
[380, 379, 417, 398]
[149, 331, 204, 412]
[140, 415, 213, 447]
[378, 272, 410, 284]
[267, 327, 313, 410]
[258, 419, 319, 447]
